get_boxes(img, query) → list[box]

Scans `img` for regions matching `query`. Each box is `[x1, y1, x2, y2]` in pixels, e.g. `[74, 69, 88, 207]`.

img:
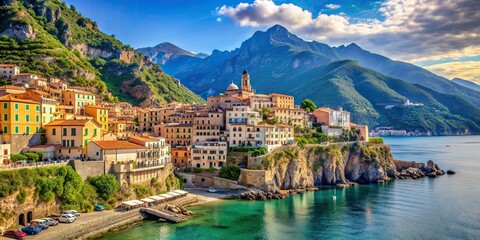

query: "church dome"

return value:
[227, 83, 239, 91]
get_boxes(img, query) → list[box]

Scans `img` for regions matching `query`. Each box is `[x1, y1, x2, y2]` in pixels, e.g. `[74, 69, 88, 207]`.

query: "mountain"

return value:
[451, 78, 480, 92]
[138, 42, 208, 75]
[0, 0, 203, 106]
[156, 25, 480, 134]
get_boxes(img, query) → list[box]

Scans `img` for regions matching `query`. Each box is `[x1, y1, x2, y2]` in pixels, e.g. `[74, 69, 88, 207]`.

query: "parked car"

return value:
[208, 187, 218, 193]
[43, 217, 59, 226]
[21, 226, 42, 235]
[3, 229, 27, 239]
[58, 214, 75, 223]
[30, 219, 49, 230]
[62, 210, 80, 217]
[94, 205, 105, 211]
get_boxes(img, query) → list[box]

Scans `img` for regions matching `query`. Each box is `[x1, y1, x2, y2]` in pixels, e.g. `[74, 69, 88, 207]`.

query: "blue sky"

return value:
[64, 0, 383, 53]
[64, 0, 480, 82]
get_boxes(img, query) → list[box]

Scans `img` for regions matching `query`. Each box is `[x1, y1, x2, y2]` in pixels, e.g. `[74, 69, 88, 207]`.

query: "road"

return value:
[0, 210, 122, 240]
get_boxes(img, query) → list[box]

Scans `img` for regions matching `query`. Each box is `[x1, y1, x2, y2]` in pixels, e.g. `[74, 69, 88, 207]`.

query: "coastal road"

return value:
[0, 210, 123, 240]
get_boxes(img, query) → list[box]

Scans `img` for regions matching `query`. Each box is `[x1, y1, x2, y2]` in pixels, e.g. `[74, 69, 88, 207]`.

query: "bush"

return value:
[87, 174, 119, 201]
[10, 154, 27, 162]
[219, 166, 241, 181]
[369, 137, 384, 144]
[132, 184, 153, 198]
[17, 190, 27, 203]
[23, 152, 40, 162]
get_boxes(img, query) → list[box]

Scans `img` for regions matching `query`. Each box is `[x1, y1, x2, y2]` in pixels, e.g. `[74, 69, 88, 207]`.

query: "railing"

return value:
[0, 160, 69, 171]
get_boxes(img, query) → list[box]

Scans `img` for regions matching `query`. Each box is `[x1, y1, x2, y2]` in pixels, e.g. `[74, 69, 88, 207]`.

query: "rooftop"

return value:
[91, 140, 146, 150]
[0, 94, 39, 104]
[45, 118, 100, 127]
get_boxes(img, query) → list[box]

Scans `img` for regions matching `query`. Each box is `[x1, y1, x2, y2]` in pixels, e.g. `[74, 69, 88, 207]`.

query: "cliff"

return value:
[243, 143, 397, 192]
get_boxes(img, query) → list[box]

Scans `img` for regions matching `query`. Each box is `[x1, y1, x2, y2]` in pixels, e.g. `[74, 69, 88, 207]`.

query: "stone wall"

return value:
[70, 160, 106, 180]
[238, 169, 273, 188]
[176, 172, 246, 190]
[1, 133, 42, 154]
[227, 152, 249, 166]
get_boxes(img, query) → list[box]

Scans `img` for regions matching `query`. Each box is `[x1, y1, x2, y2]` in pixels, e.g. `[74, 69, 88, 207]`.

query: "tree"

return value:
[260, 107, 270, 121]
[87, 174, 120, 201]
[301, 99, 317, 112]
[219, 166, 241, 181]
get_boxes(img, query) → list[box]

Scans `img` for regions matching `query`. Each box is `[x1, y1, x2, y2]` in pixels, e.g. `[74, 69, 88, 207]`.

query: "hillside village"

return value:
[0, 63, 368, 178]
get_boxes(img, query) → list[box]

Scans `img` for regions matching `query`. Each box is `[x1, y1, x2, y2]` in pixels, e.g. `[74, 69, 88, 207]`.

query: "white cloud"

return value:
[325, 4, 341, 10]
[217, 0, 480, 63]
[425, 61, 480, 83]
[216, 17, 223, 22]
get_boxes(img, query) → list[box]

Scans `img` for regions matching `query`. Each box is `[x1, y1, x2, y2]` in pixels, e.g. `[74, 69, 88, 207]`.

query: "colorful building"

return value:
[85, 105, 109, 132]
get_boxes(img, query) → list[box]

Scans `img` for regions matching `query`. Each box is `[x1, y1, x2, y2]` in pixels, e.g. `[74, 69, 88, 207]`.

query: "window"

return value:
[3, 114, 6, 121]
[35, 106, 39, 111]
[14, 126, 19, 134]
[26, 126, 30, 134]
[3, 103, 7, 109]
[93, 129, 97, 136]
[52, 128, 56, 135]
[71, 128, 76, 136]
[63, 128, 67, 136]
[3, 126, 6, 133]
[84, 128, 88, 136]
[36, 115, 39, 122]
[49, 108, 52, 114]
[14, 114, 18, 122]
[43, 107, 46, 113]
[62, 140, 67, 147]
[25, 104, 29, 111]
[14, 103, 18, 110]
[25, 115, 29, 122]
[70, 140, 75, 147]
[35, 127, 38, 133]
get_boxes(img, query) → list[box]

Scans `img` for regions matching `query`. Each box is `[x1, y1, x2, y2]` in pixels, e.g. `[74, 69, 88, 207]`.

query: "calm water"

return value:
[101, 136, 480, 240]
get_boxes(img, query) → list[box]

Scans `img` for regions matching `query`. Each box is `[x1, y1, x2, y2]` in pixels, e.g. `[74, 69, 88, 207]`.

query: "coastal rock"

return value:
[426, 160, 437, 173]
[238, 189, 285, 201]
[447, 170, 456, 175]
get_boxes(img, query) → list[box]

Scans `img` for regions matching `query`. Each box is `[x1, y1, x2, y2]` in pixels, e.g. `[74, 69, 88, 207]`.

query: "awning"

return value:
[141, 198, 155, 203]
[173, 190, 188, 194]
[149, 196, 164, 201]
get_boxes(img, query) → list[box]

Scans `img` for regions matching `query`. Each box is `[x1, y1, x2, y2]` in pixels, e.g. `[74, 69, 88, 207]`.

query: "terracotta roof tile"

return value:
[91, 140, 146, 150]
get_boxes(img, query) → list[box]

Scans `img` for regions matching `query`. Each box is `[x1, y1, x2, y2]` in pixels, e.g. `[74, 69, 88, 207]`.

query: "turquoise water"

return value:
[101, 136, 480, 240]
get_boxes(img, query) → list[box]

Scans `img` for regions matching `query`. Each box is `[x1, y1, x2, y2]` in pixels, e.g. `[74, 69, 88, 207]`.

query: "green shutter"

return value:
[3, 114, 6, 121]
[52, 128, 56, 135]
[15, 114, 18, 121]
[26, 115, 29, 122]
[3, 126, 6, 133]
[26, 104, 29, 110]
[3, 103, 7, 109]
[15, 126, 18, 133]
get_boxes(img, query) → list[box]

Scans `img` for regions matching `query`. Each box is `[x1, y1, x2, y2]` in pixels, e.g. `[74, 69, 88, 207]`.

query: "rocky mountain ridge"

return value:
[0, 0, 203, 105]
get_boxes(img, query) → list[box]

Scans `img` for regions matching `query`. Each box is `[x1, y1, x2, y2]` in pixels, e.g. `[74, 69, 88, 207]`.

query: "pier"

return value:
[140, 208, 187, 223]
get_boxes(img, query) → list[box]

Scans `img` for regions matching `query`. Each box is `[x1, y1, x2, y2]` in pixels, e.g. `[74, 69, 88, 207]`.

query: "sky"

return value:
[64, 0, 480, 83]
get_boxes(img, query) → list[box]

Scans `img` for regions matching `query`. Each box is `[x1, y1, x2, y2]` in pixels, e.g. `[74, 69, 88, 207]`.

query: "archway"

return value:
[27, 211, 33, 223]
[18, 213, 25, 226]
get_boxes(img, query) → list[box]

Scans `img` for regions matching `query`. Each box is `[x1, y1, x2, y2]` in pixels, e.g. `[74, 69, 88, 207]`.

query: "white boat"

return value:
[208, 187, 218, 193]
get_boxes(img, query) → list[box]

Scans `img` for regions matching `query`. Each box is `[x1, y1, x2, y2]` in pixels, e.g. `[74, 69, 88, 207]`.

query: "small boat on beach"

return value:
[208, 187, 218, 193]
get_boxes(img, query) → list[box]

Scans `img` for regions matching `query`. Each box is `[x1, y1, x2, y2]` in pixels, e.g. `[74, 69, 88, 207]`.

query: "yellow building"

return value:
[44, 118, 102, 159]
[0, 95, 41, 137]
[85, 105, 109, 132]
[19, 90, 57, 126]
[62, 89, 96, 115]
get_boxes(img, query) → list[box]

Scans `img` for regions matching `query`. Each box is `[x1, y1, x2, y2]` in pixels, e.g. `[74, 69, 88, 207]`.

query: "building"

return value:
[171, 146, 191, 168]
[19, 90, 57, 126]
[313, 107, 351, 128]
[191, 140, 227, 169]
[62, 89, 96, 115]
[109, 120, 136, 139]
[44, 118, 102, 159]
[12, 74, 47, 88]
[0, 85, 26, 97]
[350, 123, 369, 142]
[153, 123, 192, 147]
[128, 136, 171, 166]
[0, 64, 20, 78]
[85, 105, 109, 132]
[0, 95, 41, 153]
[0, 144, 11, 165]
[87, 140, 172, 185]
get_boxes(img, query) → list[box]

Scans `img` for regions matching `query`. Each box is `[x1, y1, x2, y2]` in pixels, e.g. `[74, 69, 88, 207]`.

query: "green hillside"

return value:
[289, 60, 480, 134]
[0, 0, 203, 105]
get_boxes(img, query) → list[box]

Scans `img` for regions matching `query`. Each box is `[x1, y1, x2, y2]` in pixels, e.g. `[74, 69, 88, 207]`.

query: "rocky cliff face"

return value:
[0, 23, 36, 40]
[259, 144, 396, 192]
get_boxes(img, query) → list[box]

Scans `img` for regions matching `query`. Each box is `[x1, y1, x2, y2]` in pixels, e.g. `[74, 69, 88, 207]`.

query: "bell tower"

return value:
[241, 69, 252, 92]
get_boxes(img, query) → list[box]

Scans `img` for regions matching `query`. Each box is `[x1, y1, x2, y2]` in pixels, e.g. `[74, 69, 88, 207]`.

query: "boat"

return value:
[446, 145, 451, 147]
[208, 187, 218, 193]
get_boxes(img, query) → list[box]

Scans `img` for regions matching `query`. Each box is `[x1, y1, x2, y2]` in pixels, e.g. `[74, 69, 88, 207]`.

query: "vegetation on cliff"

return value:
[0, 0, 203, 105]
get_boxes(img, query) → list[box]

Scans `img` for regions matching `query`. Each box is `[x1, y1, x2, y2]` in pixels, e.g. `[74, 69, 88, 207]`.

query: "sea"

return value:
[100, 136, 480, 240]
